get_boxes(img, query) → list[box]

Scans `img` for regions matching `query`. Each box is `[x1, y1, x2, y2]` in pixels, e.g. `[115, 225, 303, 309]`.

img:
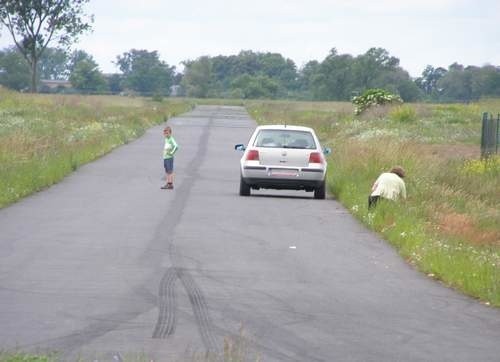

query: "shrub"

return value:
[352, 88, 402, 115]
[390, 105, 417, 123]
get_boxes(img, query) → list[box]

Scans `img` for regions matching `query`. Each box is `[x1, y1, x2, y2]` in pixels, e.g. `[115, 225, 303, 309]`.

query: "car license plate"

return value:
[269, 169, 298, 177]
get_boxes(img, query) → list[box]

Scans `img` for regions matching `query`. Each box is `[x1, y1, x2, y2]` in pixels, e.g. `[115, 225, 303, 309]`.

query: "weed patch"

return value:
[389, 105, 417, 123]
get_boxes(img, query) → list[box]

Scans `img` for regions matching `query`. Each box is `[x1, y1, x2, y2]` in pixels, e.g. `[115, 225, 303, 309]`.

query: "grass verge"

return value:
[0, 351, 56, 362]
[245, 99, 499, 306]
[0, 88, 193, 208]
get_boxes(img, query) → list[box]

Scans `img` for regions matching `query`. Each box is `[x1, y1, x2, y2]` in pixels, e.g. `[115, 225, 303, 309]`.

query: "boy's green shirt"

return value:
[163, 136, 178, 159]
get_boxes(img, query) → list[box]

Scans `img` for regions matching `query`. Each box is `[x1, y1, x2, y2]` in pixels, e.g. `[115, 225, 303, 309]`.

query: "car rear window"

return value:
[254, 130, 316, 149]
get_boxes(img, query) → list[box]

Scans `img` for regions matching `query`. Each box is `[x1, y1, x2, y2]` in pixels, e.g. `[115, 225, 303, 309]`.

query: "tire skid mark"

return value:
[151, 109, 222, 357]
[152, 267, 177, 338]
[177, 268, 219, 353]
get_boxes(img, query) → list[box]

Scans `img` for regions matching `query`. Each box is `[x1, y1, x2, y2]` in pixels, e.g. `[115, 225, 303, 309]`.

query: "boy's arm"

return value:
[170, 138, 178, 154]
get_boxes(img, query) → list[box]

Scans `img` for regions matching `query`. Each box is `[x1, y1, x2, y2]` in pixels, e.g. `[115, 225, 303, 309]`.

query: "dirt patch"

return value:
[437, 211, 500, 246]
[424, 144, 480, 160]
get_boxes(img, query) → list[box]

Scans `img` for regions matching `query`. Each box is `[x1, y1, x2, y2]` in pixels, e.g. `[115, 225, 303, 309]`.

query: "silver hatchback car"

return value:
[235, 125, 330, 199]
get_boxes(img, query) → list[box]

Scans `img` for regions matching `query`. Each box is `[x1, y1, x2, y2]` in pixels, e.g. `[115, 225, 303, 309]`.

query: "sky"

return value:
[1, 0, 499, 77]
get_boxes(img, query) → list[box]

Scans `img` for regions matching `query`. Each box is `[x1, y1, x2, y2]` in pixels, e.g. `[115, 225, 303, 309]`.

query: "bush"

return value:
[390, 105, 417, 123]
[352, 88, 402, 115]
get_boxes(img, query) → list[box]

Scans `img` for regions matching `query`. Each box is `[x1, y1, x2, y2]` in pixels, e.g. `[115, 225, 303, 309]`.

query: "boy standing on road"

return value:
[161, 126, 178, 190]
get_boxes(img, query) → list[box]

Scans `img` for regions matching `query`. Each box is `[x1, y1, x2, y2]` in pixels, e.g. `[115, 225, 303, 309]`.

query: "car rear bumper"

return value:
[241, 165, 326, 190]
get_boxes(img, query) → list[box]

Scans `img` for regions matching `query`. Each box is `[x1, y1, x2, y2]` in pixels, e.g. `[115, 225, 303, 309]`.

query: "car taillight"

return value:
[246, 149, 259, 161]
[309, 152, 323, 164]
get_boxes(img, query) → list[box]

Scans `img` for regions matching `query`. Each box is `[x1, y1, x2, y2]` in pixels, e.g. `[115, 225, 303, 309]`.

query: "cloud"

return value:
[1, 0, 498, 76]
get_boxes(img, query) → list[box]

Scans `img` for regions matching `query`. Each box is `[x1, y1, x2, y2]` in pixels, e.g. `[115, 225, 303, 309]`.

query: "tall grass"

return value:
[0, 88, 193, 207]
[246, 100, 500, 306]
[0, 352, 56, 362]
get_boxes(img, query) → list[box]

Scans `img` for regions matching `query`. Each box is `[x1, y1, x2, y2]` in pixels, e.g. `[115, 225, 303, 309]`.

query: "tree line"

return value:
[0, 1, 498, 102]
[182, 48, 500, 102]
[1, 45, 499, 102]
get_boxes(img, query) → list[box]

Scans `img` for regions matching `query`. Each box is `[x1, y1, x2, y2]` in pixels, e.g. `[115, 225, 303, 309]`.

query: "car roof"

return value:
[255, 125, 315, 132]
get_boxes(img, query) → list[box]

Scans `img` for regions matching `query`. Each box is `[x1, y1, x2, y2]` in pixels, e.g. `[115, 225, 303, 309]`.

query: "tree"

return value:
[478, 65, 500, 97]
[295, 47, 413, 102]
[437, 63, 473, 102]
[181, 56, 213, 98]
[0, 0, 93, 92]
[0, 46, 31, 90]
[231, 74, 279, 99]
[297, 60, 320, 100]
[116, 49, 175, 95]
[178, 50, 300, 99]
[69, 54, 106, 93]
[107, 73, 124, 94]
[376, 68, 422, 102]
[68, 49, 94, 73]
[233, 50, 260, 76]
[258, 52, 297, 93]
[352, 48, 400, 90]
[312, 48, 354, 100]
[38, 47, 68, 80]
[393, 77, 422, 102]
[415, 65, 447, 99]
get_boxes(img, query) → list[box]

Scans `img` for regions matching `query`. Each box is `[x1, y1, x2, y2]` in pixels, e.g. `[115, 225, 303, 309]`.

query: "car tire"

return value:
[314, 180, 326, 199]
[239, 177, 251, 196]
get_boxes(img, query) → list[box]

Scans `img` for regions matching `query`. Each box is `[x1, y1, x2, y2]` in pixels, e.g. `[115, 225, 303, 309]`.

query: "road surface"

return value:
[0, 106, 499, 361]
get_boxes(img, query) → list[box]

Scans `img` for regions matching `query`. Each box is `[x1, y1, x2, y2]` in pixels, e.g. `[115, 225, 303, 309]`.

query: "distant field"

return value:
[245, 99, 499, 306]
[0, 88, 193, 208]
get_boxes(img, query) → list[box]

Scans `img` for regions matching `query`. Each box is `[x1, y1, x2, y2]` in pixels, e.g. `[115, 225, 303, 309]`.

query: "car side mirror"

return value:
[235, 144, 246, 151]
[323, 147, 332, 155]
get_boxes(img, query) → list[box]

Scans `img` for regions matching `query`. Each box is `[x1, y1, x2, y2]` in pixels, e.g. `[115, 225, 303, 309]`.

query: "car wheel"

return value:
[239, 177, 251, 196]
[314, 180, 326, 199]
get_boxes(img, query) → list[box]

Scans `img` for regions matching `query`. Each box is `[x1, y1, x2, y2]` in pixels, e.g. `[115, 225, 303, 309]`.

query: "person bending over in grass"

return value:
[368, 166, 406, 209]
[161, 126, 178, 190]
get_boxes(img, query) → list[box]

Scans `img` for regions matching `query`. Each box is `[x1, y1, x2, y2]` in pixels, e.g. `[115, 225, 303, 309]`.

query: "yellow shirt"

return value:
[371, 172, 406, 200]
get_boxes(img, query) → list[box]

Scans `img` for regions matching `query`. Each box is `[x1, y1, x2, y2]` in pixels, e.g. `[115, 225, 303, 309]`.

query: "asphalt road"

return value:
[0, 106, 498, 362]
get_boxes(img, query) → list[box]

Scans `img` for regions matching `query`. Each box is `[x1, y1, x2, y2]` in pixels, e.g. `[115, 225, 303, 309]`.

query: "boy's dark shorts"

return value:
[164, 158, 174, 173]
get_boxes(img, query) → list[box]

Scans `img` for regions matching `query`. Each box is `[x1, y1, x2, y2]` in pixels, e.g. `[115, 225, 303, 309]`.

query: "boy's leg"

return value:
[167, 158, 174, 186]
[161, 172, 169, 189]
[162, 158, 174, 189]
[164, 173, 173, 189]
